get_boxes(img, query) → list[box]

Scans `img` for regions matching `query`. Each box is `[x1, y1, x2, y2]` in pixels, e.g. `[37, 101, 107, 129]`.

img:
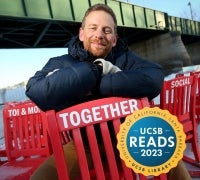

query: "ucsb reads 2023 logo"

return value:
[117, 107, 186, 176]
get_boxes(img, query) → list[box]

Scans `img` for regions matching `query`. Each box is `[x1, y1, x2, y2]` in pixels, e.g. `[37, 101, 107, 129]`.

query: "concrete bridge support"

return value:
[185, 42, 200, 66]
[129, 32, 196, 75]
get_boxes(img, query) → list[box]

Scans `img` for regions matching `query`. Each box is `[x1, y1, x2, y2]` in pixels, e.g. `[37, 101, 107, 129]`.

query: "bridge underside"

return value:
[1, 17, 198, 49]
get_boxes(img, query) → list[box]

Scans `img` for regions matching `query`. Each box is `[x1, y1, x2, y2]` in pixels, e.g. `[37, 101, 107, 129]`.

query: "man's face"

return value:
[79, 10, 117, 58]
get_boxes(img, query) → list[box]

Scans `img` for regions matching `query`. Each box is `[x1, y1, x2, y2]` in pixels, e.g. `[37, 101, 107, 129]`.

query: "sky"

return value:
[126, 0, 200, 19]
[0, 0, 200, 88]
[0, 48, 67, 88]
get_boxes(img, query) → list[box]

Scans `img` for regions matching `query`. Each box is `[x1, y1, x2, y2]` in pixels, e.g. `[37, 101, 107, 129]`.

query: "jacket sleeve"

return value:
[25, 55, 101, 111]
[99, 52, 164, 100]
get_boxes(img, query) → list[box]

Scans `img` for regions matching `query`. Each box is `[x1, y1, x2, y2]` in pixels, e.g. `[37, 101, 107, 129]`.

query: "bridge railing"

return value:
[0, 0, 199, 36]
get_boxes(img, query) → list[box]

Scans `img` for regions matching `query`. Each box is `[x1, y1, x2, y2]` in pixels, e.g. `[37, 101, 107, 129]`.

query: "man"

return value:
[26, 3, 190, 180]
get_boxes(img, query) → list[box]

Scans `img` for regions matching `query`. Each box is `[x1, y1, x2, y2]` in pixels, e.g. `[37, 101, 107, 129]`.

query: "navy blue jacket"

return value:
[26, 36, 164, 111]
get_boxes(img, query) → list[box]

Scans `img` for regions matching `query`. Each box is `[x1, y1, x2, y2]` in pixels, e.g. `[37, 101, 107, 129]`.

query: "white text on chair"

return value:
[59, 99, 139, 128]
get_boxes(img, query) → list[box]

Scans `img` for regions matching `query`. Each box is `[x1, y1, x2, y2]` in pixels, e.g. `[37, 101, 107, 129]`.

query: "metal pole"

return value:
[188, 2, 193, 20]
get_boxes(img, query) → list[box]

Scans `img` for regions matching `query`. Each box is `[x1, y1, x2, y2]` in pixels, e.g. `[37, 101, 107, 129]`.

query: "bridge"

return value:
[0, 0, 200, 73]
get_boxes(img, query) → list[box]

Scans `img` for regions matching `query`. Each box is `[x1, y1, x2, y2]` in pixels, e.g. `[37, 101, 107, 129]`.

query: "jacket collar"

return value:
[68, 35, 128, 63]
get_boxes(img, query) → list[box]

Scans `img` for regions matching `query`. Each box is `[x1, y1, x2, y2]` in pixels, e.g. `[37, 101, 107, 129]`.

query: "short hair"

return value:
[81, 3, 117, 33]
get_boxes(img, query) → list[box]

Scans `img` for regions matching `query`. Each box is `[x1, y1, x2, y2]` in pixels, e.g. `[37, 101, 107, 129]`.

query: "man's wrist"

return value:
[94, 62, 103, 75]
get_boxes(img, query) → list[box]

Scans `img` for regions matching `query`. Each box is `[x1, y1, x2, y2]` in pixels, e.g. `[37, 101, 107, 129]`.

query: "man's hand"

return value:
[94, 58, 121, 75]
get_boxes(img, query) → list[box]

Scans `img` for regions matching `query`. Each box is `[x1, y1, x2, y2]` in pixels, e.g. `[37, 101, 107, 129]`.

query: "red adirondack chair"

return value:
[190, 71, 200, 124]
[160, 74, 200, 177]
[46, 97, 167, 180]
[0, 100, 52, 180]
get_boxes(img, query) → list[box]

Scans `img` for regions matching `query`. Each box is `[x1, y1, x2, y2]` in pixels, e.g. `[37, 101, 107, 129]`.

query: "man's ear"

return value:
[79, 27, 84, 42]
[112, 34, 118, 47]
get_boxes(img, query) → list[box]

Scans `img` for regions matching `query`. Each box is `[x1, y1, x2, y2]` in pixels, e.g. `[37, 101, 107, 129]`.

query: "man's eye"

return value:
[104, 28, 112, 34]
[89, 27, 96, 31]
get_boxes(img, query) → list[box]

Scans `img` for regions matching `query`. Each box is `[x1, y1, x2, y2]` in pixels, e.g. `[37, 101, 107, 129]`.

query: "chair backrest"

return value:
[3, 100, 51, 161]
[190, 71, 200, 108]
[194, 71, 200, 124]
[191, 71, 200, 91]
[46, 97, 151, 180]
[160, 74, 197, 138]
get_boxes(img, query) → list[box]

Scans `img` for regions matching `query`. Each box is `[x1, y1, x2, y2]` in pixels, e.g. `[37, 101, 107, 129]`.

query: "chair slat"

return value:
[86, 125, 106, 180]
[100, 122, 120, 180]
[72, 129, 91, 180]
[113, 119, 136, 180]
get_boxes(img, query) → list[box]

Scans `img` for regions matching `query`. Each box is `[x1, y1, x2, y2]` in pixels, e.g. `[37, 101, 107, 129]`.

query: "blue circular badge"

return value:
[117, 107, 186, 176]
[127, 117, 176, 166]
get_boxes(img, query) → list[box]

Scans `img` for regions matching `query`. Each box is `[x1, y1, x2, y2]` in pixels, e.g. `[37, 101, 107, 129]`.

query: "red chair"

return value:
[160, 74, 200, 177]
[46, 97, 167, 180]
[0, 100, 52, 180]
[190, 71, 200, 124]
[0, 149, 7, 165]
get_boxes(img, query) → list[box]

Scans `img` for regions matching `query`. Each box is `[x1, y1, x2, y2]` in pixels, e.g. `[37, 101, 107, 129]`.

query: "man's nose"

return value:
[95, 29, 104, 38]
